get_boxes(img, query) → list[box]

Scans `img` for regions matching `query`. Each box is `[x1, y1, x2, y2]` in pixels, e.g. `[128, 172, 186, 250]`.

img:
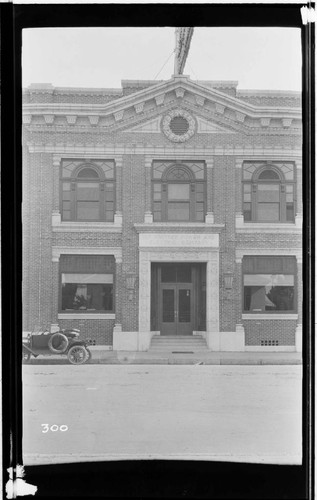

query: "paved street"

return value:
[22, 365, 302, 466]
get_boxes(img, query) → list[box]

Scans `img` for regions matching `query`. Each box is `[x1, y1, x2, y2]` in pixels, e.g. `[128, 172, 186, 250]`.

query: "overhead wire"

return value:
[153, 48, 175, 80]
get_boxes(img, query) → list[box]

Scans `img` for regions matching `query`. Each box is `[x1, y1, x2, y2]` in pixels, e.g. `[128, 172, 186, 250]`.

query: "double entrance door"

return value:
[158, 264, 194, 336]
[161, 283, 193, 335]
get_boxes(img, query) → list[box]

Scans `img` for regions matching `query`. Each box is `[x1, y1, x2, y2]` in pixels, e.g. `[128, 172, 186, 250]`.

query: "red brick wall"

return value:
[22, 85, 302, 347]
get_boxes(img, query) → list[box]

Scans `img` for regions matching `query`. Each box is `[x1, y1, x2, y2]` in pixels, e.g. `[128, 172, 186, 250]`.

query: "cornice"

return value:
[23, 76, 302, 136]
[26, 143, 302, 158]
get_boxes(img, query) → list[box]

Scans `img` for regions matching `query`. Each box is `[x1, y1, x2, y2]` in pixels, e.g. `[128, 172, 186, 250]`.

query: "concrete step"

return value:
[149, 335, 208, 352]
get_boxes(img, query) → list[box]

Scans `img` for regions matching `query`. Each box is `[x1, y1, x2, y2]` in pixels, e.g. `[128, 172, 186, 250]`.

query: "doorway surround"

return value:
[138, 232, 220, 334]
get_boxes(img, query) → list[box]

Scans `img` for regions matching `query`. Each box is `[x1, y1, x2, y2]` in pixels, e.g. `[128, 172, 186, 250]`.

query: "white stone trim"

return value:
[242, 314, 298, 320]
[235, 248, 302, 263]
[139, 248, 219, 333]
[235, 215, 302, 233]
[58, 313, 115, 320]
[295, 324, 302, 352]
[26, 143, 302, 158]
[162, 109, 196, 142]
[52, 211, 122, 232]
[52, 246, 122, 263]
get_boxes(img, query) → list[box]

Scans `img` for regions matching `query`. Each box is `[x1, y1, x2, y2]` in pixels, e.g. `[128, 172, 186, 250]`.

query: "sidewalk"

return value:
[25, 345, 302, 365]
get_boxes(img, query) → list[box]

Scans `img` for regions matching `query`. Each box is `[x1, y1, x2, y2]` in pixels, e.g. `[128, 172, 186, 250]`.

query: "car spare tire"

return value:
[48, 333, 69, 354]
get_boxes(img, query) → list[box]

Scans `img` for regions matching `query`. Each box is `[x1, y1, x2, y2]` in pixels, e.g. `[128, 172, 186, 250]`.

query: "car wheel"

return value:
[22, 350, 31, 363]
[85, 348, 92, 362]
[48, 333, 69, 354]
[67, 345, 87, 365]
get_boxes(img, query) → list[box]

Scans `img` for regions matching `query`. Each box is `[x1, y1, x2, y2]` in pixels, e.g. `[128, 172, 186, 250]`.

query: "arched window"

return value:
[243, 163, 295, 222]
[152, 161, 206, 222]
[61, 160, 115, 221]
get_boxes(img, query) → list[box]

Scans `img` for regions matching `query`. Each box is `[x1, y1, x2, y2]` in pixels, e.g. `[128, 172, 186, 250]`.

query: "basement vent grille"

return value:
[261, 340, 279, 346]
[170, 116, 190, 135]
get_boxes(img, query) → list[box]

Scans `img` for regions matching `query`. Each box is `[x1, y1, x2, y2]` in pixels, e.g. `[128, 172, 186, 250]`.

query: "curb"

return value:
[24, 355, 302, 366]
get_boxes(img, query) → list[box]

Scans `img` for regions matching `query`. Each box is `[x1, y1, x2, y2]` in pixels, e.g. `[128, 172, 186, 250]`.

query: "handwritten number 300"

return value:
[42, 424, 68, 433]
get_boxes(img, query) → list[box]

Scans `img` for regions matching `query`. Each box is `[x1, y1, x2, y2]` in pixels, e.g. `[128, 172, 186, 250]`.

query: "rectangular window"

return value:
[60, 255, 115, 313]
[61, 274, 113, 311]
[243, 256, 296, 313]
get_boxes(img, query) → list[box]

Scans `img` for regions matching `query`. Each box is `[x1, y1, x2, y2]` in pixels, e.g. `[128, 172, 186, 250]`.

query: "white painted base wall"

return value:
[113, 331, 158, 351]
[203, 331, 245, 352]
[295, 325, 302, 353]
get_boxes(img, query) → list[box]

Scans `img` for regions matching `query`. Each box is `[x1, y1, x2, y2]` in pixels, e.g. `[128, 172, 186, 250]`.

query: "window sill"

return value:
[52, 222, 122, 233]
[52, 211, 122, 232]
[235, 214, 302, 232]
[242, 314, 298, 320]
[134, 222, 225, 233]
[58, 313, 115, 320]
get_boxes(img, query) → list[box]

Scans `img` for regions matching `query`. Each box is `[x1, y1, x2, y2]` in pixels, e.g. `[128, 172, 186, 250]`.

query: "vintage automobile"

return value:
[22, 328, 95, 364]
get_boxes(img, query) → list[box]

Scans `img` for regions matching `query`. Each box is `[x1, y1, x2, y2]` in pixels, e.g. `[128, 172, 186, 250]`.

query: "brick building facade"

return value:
[22, 75, 302, 352]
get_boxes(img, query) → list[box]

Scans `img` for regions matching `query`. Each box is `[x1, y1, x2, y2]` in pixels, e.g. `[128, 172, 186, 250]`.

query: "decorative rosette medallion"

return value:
[162, 109, 196, 142]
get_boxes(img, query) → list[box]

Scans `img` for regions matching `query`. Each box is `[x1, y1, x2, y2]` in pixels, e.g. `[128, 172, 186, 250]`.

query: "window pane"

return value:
[62, 183, 71, 191]
[77, 202, 99, 220]
[244, 184, 251, 192]
[105, 201, 113, 211]
[177, 265, 192, 283]
[153, 201, 161, 212]
[62, 210, 71, 220]
[243, 203, 252, 221]
[244, 285, 294, 311]
[62, 191, 71, 201]
[257, 203, 280, 221]
[161, 266, 177, 283]
[77, 168, 99, 178]
[168, 184, 190, 200]
[153, 184, 161, 192]
[257, 184, 279, 202]
[179, 289, 191, 322]
[244, 193, 251, 202]
[168, 202, 190, 221]
[286, 203, 294, 222]
[153, 211, 161, 222]
[154, 192, 161, 200]
[243, 274, 294, 312]
[196, 211, 204, 221]
[162, 289, 175, 322]
[77, 184, 99, 200]
[196, 191, 204, 202]
[61, 280, 113, 311]
[244, 274, 294, 286]
[62, 273, 113, 284]
[258, 169, 280, 180]
[62, 201, 71, 210]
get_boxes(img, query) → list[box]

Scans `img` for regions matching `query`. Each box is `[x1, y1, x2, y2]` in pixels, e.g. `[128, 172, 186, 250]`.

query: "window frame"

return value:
[152, 162, 206, 222]
[242, 163, 296, 223]
[59, 255, 115, 314]
[242, 256, 297, 314]
[60, 160, 116, 222]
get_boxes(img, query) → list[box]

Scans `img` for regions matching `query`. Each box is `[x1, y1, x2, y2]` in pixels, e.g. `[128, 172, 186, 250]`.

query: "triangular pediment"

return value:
[23, 75, 301, 135]
[125, 116, 162, 133]
[121, 112, 236, 135]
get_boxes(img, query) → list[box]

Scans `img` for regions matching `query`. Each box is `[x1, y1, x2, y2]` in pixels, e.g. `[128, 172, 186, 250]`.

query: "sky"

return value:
[22, 27, 302, 91]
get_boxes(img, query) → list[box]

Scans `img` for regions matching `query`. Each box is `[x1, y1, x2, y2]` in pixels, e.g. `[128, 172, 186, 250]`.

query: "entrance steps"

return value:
[149, 335, 208, 353]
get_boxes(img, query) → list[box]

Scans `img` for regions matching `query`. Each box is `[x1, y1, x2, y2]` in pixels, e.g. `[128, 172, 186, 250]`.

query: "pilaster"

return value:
[144, 157, 153, 221]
